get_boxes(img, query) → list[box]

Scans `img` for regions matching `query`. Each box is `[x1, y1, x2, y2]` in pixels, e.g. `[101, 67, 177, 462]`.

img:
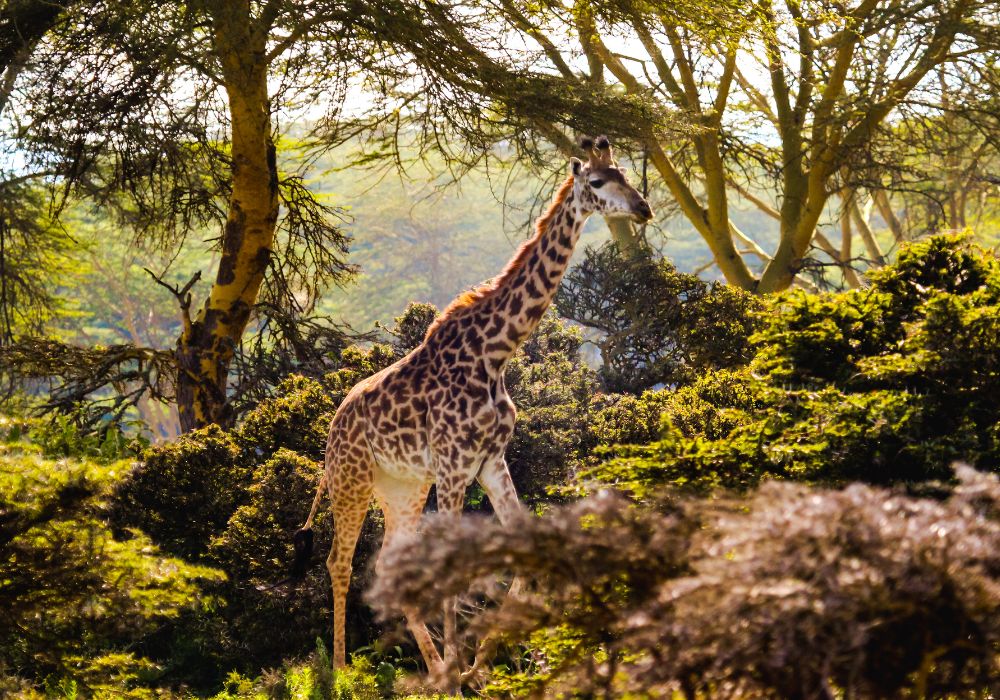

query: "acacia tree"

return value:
[362, 0, 995, 291]
[0, 1, 82, 342]
[857, 63, 1000, 241]
[7, 1, 364, 429]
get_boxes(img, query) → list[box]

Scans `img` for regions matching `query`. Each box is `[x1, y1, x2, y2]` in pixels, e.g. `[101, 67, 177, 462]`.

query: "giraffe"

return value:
[292, 135, 653, 680]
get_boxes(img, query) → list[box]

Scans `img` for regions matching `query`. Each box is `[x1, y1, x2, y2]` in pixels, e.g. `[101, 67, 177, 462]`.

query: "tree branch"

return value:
[143, 268, 201, 340]
[498, 0, 576, 81]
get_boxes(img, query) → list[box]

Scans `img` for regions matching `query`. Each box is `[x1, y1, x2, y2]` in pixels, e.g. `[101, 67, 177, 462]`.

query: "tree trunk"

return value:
[646, 142, 756, 290]
[176, 4, 278, 431]
[757, 225, 800, 293]
[874, 190, 904, 242]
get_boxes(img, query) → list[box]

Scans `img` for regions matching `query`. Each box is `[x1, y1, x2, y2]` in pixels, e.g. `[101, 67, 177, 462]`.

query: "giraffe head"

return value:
[570, 136, 654, 223]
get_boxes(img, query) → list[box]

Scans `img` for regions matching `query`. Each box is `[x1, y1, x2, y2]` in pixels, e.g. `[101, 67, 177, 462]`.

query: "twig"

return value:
[144, 268, 201, 337]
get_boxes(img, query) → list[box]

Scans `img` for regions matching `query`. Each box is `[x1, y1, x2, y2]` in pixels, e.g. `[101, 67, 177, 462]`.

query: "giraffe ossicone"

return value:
[291, 136, 653, 683]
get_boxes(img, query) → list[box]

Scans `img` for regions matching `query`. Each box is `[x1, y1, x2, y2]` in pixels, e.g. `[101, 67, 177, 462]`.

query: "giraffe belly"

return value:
[366, 423, 435, 483]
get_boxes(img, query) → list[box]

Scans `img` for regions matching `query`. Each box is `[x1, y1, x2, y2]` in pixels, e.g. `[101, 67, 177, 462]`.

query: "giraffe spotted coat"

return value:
[298, 136, 653, 678]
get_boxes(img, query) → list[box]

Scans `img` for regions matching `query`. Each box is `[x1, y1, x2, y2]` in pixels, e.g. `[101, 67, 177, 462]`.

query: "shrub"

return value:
[210, 640, 391, 700]
[588, 390, 672, 446]
[236, 375, 340, 463]
[588, 370, 762, 453]
[384, 302, 438, 354]
[336, 343, 397, 378]
[208, 449, 373, 667]
[0, 448, 222, 695]
[503, 313, 601, 502]
[633, 467, 1000, 699]
[110, 424, 247, 559]
[213, 449, 331, 582]
[585, 383, 976, 496]
[107, 341, 412, 679]
[372, 467, 1000, 699]
[556, 242, 763, 392]
[582, 235, 1000, 495]
[753, 233, 1000, 388]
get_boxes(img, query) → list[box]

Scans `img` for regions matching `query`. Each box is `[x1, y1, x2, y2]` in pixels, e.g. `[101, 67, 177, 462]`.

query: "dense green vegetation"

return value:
[5, 235, 1000, 696]
[585, 235, 1000, 495]
[0, 419, 223, 697]
[2, 0, 999, 695]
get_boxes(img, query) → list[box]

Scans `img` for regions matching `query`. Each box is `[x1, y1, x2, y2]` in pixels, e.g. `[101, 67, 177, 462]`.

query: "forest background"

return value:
[1, 0, 1000, 697]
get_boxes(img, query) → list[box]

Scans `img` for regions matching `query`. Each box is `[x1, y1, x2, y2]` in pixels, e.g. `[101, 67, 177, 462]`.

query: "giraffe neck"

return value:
[479, 186, 589, 370]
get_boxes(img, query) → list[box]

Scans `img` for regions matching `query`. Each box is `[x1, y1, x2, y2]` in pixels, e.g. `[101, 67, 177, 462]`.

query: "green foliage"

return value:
[30, 410, 148, 462]
[237, 376, 340, 463]
[0, 441, 222, 696]
[504, 313, 601, 502]
[208, 450, 342, 665]
[751, 289, 901, 385]
[110, 425, 247, 559]
[588, 390, 672, 446]
[583, 235, 1000, 495]
[755, 233, 1000, 386]
[235, 343, 398, 466]
[336, 343, 397, 378]
[213, 450, 330, 582]
[209, 641, 406, 700]
[383, 303, 438, 354]
[556, 242, 764, 392]
[104, 342, 405, 682]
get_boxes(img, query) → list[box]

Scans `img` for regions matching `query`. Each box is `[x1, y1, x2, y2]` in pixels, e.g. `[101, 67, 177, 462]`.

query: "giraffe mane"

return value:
[424, 174, 576, 341]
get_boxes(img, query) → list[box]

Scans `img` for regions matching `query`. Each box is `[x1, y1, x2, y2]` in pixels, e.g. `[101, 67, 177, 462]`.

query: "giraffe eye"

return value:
[589, 179, 605, 188]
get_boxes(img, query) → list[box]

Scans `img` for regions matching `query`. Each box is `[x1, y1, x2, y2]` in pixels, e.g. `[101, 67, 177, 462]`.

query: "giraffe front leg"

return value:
[372, 471, 444, 676]
[461, 457, 526, 683]
[434, 475, 470, 691]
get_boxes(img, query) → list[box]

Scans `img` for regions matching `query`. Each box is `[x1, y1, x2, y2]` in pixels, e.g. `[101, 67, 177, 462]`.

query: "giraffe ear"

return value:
[570, 157, 583, 177]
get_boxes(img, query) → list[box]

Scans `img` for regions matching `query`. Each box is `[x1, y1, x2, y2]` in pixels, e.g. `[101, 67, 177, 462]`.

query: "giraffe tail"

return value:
[292, 472, 326, 580]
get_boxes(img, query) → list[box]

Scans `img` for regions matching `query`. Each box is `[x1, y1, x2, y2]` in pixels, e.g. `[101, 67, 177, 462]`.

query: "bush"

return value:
[209, 449, 384, 667]
[384, 302, 439, 354]
[556, 242, 763, 392]
[105, 342, 408, 681]
[582, 235, 1000, 495]
[110, 424, 247, 559]
[588, 390, 672, 446]
[503, 313, 601, 502]
[372, 467, 1000, 699]
[210, 640, 391, 700]
[0, 446, 222, 696]
[236, 375, 340, 463]
[637, 468, 1000, 699]
[753, 233, 1000, 388]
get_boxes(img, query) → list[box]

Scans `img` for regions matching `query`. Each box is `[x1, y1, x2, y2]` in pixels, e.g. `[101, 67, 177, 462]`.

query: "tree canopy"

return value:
[355, 0, 999, 290]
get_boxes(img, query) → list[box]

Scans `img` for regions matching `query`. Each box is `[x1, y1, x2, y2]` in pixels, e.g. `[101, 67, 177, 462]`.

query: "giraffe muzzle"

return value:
[632, 200, 654, 223]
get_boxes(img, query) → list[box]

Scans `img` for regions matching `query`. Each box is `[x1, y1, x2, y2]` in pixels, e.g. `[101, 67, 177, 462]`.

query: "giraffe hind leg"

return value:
[325, 415, 375, 669]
